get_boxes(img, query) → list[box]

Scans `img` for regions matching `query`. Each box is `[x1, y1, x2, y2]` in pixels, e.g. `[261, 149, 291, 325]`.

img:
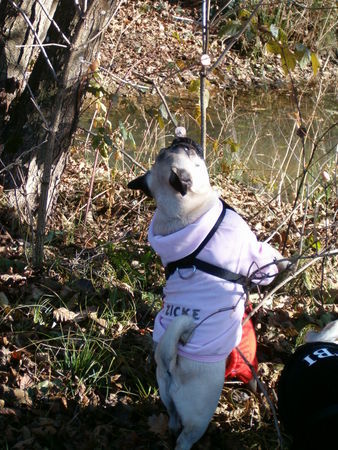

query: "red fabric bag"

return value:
[225, 311, 258, 384]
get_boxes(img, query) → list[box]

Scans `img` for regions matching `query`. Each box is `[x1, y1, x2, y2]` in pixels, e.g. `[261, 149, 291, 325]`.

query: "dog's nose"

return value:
[169, 168, 192, 196]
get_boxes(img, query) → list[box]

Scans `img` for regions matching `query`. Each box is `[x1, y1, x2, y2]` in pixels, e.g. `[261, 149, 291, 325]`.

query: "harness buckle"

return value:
[177, 265, 197, 279]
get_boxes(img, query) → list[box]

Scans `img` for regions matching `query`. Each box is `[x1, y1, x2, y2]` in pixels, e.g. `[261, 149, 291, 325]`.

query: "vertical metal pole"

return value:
[200, 70, 206, 158]
[200, 0, 210, 159]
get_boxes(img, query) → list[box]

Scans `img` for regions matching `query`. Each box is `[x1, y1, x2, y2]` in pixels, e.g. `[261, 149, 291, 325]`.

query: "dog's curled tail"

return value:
[155, 315, 195, 373]
[305, 320, 338, 344]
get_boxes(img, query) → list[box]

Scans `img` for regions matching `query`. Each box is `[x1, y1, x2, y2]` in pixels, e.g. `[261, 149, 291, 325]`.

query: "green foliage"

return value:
[135, 377, 158, 400]
[157, 102, 173, 130]
[105, 243, 158, 291]
[87, 67, 136, 161]
[305, 234, 322, 252]
[216, 2, 326, 76]
[31, 297, 54, 325]
[310, 52, 320, 76]
[172, 30, 181, 42]
[219, 20, 242, 39]
[265, 24, 320, 76]
[159, 103, 168, 120]
[225, 137, 240, 153]
[188, 78, 211, 125]
[44, 230, 65, 245]
[118, 121, 136, 149]
[59, 331, 115, 393]
[218, 5, 258, 47]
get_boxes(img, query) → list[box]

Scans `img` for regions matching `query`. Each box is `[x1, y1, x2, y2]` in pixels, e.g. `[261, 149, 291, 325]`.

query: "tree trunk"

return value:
[0, 0, 58, 114]
[0, 0, 116, 231]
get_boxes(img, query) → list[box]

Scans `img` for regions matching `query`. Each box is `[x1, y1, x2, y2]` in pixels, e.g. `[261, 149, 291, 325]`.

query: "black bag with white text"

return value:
[278, 341, 338, 449]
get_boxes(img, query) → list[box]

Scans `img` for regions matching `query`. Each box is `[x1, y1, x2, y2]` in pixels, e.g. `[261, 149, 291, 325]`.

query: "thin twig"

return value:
[84, 148, 100, 225]
[249, 124, 337, 223]
[95, 64, 150, 91]
[207, 0, 263, 74]
[236, 347, 283, 449]
[210, 0, 234, 26]
[297, 183, 310, 269]
[319, 182, 330, 303]
[173, 16, 199, 25]
[16, 43, 68, 48]
[152, 81, 177, 127]
[36, 0, 71, 45]
[264, 184, 320, 244]
[0, 140, 48, 174]
[119, 148, 146, 172]
[27, 95, 49, 129]
[79, 127, 147, 172]
[281, 122, 334, 254]
[9, 0, 58, 82]
[84, 94, 115, 224]
[74, 0, 125, 50]
[243, 249, 338, 325]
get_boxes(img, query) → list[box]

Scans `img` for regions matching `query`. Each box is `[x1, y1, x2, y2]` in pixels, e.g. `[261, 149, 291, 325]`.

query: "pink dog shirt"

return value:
[149, 199, 278, 362]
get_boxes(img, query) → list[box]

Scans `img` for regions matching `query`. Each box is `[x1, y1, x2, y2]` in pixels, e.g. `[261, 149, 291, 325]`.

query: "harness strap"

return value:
[165, 199, 249, 287]
[184, 198, 229, 259]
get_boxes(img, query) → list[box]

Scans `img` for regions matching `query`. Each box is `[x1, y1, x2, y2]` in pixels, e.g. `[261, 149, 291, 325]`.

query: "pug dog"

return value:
[278, 320, 338, 450]
[128, 137, 285, 450]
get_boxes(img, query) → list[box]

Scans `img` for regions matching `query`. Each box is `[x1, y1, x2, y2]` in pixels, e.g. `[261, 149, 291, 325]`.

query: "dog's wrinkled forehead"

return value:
[156, 137, 204, 162]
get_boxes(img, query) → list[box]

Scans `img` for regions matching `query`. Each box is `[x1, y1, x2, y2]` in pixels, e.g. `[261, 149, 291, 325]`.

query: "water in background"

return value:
[80, 88, 337, 195]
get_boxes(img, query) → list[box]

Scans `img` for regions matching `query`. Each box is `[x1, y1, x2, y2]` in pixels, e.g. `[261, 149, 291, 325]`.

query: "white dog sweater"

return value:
[149, 199, 279, 362]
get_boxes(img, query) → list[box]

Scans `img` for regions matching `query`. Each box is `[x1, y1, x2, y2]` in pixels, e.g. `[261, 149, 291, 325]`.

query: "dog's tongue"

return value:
[148, 201, 223, 266]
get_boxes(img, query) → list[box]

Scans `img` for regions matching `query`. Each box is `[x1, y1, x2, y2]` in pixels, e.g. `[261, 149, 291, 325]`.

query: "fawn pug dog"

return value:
[128, 137, 285, 450]
[278, 320, 338, 450]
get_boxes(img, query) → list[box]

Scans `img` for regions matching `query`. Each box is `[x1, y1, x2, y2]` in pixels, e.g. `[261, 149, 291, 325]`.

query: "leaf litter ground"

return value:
[100, 0, 336, 96]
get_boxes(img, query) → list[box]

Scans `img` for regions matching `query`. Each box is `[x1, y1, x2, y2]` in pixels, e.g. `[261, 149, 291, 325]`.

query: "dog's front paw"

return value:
[270, 248, 291, 273]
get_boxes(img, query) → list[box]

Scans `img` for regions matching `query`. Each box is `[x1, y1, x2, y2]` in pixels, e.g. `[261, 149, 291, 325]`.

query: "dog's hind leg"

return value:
[156, 367, 181, 433]
[155, 316, 196, 434]
[172, 358, 226, 450]
[175, 419, 214, 450]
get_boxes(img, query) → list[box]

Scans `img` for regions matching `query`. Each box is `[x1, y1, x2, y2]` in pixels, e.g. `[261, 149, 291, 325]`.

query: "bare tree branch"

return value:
[36, 0, 71, 46]
[243, 249, 338, 325]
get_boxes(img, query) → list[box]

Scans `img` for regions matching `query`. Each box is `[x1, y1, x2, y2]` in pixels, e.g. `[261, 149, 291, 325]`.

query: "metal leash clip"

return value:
[177, 265, 197, 279]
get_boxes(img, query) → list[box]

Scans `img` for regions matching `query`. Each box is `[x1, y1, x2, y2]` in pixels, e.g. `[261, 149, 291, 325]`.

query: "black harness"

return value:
[165, 200, 249, 288]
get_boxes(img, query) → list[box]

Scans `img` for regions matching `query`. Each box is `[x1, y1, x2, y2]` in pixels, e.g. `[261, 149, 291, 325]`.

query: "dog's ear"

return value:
[169, 168, 192, 196]
[128, 172, 153, 197]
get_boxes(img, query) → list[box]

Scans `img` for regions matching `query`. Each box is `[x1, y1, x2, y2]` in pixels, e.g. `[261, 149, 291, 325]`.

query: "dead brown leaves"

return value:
[53, 306, 108, 329]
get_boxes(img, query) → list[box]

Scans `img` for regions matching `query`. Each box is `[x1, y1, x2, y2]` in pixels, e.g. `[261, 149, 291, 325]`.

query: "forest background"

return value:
[0, 1, 337, 448]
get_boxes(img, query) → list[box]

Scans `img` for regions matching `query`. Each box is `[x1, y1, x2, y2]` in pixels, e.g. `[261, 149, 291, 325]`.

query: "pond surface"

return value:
[81, 87, 337, 197]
